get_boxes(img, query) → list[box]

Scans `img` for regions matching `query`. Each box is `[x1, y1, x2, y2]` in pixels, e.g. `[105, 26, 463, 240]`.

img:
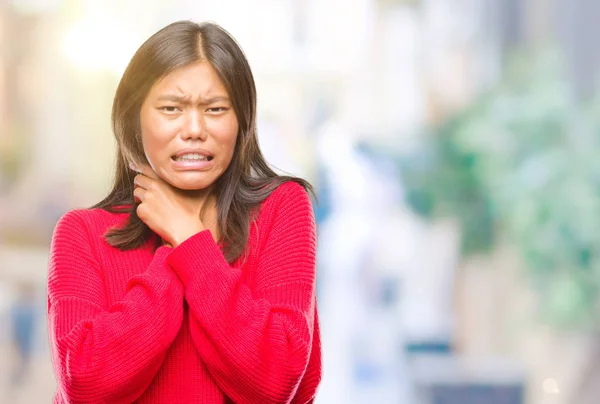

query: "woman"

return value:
[47, 20, 321, 404]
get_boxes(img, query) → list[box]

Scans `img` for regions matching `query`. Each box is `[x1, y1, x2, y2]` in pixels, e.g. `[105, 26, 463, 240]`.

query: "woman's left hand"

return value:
[131, 163, 206, 247]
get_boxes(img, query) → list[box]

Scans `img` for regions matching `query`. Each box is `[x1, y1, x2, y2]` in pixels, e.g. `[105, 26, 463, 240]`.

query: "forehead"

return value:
[148, 61, 228, 98]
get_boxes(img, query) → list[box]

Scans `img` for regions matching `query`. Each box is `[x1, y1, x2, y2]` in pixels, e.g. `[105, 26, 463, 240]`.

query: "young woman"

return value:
[47, 20, 321, 404]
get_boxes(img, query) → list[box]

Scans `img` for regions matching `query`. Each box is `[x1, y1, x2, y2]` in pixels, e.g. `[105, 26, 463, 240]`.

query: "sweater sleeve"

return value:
[47, 210, 184, 404]
[166, 183, 320, 404]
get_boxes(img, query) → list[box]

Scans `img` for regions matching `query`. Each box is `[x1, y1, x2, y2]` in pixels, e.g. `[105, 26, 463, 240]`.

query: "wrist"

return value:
[170, 223, 205, 248]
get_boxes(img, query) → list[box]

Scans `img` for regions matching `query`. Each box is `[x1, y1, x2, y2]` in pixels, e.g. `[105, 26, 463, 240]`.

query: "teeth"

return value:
[176, 153, 208, 161]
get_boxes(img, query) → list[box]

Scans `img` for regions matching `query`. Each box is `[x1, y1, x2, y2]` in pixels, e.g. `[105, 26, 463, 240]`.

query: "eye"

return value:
[159, 106, 181, 113]
[206, 107, 229, 113]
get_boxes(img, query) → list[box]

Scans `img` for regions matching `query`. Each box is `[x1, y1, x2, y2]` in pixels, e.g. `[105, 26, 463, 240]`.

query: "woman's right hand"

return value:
[131, 163, 207, 247]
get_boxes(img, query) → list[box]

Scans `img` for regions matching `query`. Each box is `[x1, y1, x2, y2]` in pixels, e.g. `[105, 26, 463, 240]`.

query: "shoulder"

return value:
[253, 181, 316, 238]
[248, 181, 316, 259]
[53, 208, 128, 241]
[260, 180, 313, 216]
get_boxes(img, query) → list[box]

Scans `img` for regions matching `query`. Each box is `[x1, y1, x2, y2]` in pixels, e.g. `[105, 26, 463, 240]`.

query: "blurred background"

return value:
[1, 0, 600, 403]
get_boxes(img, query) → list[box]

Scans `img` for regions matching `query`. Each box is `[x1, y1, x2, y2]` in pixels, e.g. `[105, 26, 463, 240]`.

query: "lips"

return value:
[170, 148, 215, 172]
[171, 148, 214, 162]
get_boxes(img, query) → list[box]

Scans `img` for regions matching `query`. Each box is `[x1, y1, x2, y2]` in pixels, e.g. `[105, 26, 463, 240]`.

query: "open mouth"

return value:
[171, 153, 214, 162]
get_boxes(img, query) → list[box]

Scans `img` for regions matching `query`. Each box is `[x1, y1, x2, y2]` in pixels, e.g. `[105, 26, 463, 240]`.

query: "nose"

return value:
[182, 110, 207, 141]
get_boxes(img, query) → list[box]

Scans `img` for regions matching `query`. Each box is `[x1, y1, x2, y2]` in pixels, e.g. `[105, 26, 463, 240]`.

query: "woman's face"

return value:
[139, 61, 239, 191]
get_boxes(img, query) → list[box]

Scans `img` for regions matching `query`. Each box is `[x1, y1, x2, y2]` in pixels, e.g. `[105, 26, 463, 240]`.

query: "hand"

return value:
[131, 163, 206, 247]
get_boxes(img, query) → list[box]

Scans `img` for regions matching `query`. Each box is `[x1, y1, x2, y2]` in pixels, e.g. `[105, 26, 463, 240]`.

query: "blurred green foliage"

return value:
[400, 51, 600, 329]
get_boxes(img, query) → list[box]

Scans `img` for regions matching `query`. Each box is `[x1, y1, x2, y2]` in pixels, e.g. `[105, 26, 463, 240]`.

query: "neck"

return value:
[175, 185, 218, 217]
[180, 187, 213, 202]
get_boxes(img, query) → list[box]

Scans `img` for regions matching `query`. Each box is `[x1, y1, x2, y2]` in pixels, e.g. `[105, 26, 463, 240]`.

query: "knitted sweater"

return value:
[47, 181, 321, 404]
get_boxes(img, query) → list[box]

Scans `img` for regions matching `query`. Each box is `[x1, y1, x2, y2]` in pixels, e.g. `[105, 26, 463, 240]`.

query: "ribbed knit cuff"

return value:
[154, 245, 173, 260]
[166, 230, 226, 287]
[144, 245, 174, 276]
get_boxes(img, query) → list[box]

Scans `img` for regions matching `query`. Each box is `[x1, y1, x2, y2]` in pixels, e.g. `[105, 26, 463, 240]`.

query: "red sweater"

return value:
[47, 181, 321, 404]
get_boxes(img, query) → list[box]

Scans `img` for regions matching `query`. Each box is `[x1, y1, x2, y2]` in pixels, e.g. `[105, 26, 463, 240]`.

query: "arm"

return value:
[47, 210, 184, 404]
[167, 183, 320, 404]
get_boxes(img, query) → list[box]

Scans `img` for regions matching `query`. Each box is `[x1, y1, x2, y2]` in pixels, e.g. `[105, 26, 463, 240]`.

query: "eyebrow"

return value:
[156, 95, 230, 104]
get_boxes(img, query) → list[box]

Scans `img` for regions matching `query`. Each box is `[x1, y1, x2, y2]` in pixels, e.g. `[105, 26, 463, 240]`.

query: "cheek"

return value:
[212, 119, 238, 166]
[215, 140, 236, 173]
[140, 129, 160, 164]
[141, 118, 172, 160]
[223, 137, 237, 156]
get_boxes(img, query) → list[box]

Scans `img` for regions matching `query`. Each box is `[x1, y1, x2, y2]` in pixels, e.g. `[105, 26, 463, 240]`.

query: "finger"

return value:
[129, 162, 160, 180]
[133, 173, 153, 190]
[133, 187, 145, 203]
[137, 164, 161, 180]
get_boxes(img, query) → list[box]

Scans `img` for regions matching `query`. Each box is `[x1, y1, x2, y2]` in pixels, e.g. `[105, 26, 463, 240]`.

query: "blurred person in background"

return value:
[9, 280, 38, 387]
[47, 20, 321, 404]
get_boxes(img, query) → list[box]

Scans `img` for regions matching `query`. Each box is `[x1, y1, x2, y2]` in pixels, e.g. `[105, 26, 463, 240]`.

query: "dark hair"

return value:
[93, 20, 313, 262]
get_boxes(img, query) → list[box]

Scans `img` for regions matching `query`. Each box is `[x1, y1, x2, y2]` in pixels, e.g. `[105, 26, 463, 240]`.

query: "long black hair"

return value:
[93, 21, 313, 262]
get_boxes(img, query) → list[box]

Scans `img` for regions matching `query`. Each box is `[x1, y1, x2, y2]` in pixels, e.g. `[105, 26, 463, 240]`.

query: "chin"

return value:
[175, 182, 212, 191]
[154, 164, 219, 191]
[166, 174, 216, 192]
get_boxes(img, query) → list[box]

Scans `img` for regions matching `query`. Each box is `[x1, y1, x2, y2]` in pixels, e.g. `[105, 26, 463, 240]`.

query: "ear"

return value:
[129, 162, 142, 174]
[134, 163, 160, 180]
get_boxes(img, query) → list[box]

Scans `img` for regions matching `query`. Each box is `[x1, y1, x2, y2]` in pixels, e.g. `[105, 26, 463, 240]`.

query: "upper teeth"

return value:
[177, 153, 207, 161]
